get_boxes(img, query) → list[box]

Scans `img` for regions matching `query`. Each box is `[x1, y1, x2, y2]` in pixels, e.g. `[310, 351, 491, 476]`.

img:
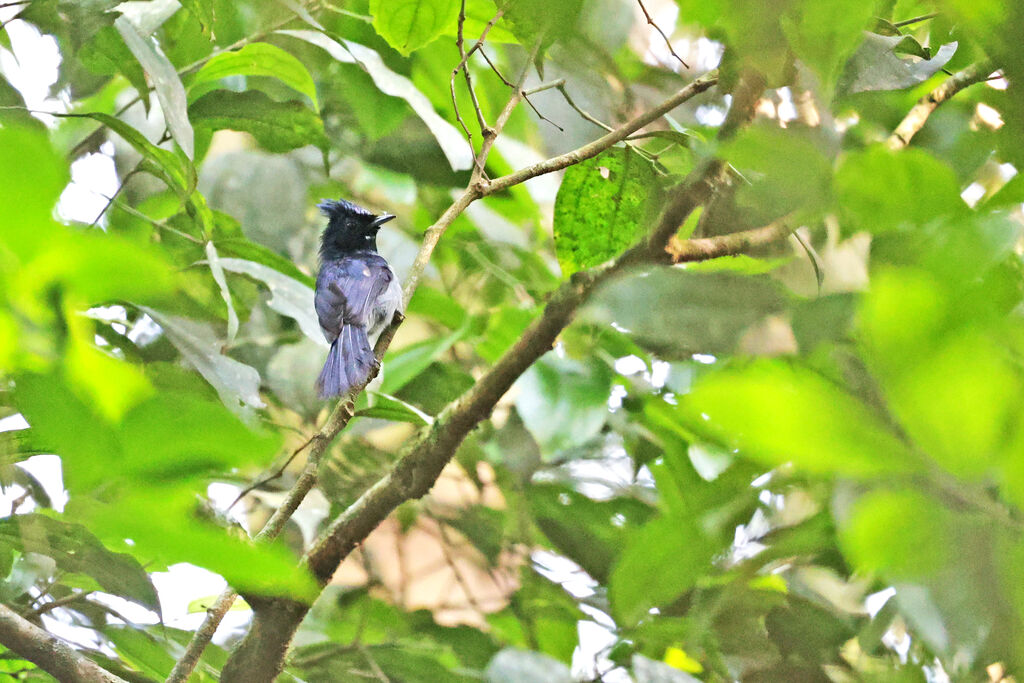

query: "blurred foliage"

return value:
[0, 0, 1023, 681]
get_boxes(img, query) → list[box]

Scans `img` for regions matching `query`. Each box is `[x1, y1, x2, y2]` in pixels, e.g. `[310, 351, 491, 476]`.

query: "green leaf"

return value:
[838, 32, 957, 94]
[682, 360, 917, 477]
[120, 393, 281, 480]
[357, 392, 434, 426]
[143, 309, 266, 415]
[79, 25, 151, 112]
[609, 515, 713, 625]
[781, 0, 878, 95]
[370, 0, 460, 55]
[476, 307, 536, 363]
[840, 489, 952, 578]
[529, 485, 654, 583]
[278, 29, 473, 170]
[0, 514, 159, 612]
[583, 269, 788, 358]
[189, 90, 328, 153]
[381, 326, 468, 394]
[114, 15, 194, 158]
[191, 42, 319, 108]
[85, 487, 318, 602]
[834, 146, 965, 234]
[513, 355, 612, 456]
[0, 127, 67, 258]
[179, 0, 215, 36]
[214, 257, 323, 346]
[553, 147, 659, 275]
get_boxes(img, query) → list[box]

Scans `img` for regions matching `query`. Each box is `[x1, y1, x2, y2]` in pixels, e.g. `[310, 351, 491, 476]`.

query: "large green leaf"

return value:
[190, 42, 319, 108]
[0, 514, 159, 612]
[834, 146, 965, 234]
[609, 514, 713, 625]
[583, 269, 788, 358]
[370, 0, 460, 55]
[681, 360, 917, 477]
[189, 90, 328, 154]
[553, 147, 659, 276]
[0, 127, 67, 259]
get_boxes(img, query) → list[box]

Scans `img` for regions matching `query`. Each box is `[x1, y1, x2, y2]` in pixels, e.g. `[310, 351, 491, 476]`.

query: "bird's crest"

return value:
[318, 198, 373, 221]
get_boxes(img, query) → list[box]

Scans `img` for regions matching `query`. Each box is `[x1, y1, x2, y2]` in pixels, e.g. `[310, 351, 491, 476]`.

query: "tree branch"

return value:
[0, 602, 125, 683]
[666, 219, 791, 263]
[886, 60, 995, 150]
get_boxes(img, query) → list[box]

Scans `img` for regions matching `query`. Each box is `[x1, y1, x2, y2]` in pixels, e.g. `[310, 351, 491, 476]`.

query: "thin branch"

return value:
[666, 219, 791, 263]
[0, 602, 125, 683]
[636, 0, 689, 69]
[24, 591, 93, 619]
[226, 432, 317, 513]
[485, 70, 718, 195]
[886, 60, 994, 150]
[893, 12, 938, 28]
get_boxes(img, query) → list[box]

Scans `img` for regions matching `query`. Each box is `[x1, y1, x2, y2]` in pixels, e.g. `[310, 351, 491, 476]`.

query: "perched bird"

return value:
[315, 199, 404, 399]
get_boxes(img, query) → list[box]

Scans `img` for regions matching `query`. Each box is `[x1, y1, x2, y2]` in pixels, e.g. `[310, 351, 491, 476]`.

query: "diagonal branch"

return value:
[0, 602, 125, 683]
[886, 60, 995, 150]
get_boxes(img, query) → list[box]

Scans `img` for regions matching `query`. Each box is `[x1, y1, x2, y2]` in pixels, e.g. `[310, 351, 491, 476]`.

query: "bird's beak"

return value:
[370, 214, 396, 230]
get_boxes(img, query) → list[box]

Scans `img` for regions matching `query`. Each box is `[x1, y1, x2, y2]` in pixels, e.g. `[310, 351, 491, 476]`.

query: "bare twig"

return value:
[636, 0, 689, 69]
[24, 591, 93, 619]
[226, 432, 317, 513]
[893, 12, 938, 28]
[666, 220, 790, 262]
[886, 60, 994, 150]
[0, 603, 125, 683]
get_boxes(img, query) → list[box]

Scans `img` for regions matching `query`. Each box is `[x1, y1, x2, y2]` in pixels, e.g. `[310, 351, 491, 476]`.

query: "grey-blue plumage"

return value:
[315, 200, 404, 399]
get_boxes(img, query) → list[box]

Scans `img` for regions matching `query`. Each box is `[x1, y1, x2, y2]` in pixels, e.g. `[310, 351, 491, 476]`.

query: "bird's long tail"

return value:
[316, 324, 376, 399]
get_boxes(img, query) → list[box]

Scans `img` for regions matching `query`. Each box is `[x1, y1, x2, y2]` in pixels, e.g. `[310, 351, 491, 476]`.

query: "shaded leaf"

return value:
[0, 514, 159, 612]
[357, 392, 434, 426]
[189, 90, 328, 154]
[583, 269, 788, 358]
[514, 354, 611, 455]
[143, 309, 266, 415]
[839, 32, 957, 94]
[485, 648, 573, 683]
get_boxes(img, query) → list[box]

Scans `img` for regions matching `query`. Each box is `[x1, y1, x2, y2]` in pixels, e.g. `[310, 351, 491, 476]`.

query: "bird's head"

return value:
[318, 198, 396, 258]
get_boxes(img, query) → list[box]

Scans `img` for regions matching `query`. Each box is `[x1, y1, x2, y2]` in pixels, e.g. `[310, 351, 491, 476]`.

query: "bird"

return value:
[314, 198, 404, 400]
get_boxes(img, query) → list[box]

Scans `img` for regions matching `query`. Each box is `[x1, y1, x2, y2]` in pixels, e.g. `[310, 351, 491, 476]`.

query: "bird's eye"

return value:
[365, 235, 371, 240]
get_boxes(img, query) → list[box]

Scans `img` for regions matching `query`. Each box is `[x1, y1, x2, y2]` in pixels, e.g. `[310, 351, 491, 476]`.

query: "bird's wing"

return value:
[315, 255, 394, 341]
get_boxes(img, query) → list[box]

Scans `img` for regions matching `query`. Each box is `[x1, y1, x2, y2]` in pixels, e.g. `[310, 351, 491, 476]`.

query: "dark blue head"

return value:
[318, 198, 396, 259]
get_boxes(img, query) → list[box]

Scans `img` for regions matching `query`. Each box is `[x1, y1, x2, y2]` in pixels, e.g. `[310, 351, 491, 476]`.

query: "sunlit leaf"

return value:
[682, 360, 917, 477]
[190, 42, 319, 108]
[554, 147, 659, 275]
[370, 0, 460, 55]
[214, 257, 324, 346]
[838, 32, 957, 94]
[143, 309, 266, 415]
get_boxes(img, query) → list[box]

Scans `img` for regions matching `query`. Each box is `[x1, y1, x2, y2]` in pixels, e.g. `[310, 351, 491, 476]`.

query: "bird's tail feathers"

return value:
[316, 324, 376, 399]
